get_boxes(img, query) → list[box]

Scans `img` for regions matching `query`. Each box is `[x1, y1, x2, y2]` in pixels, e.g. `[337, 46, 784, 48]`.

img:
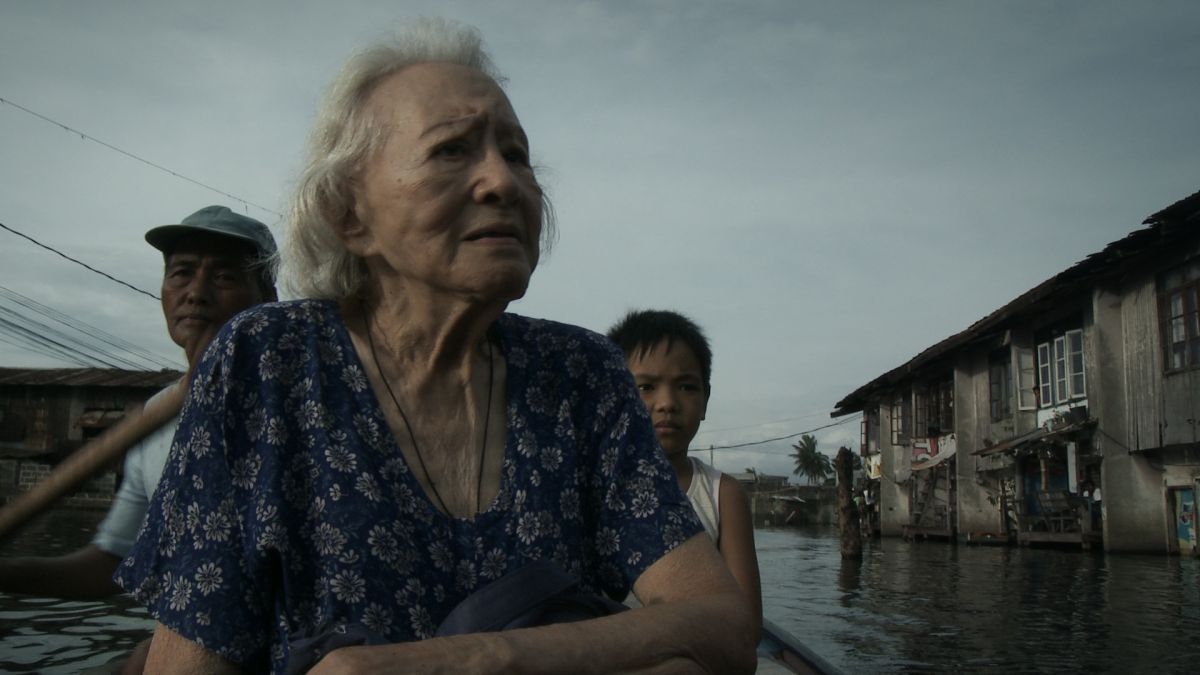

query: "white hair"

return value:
[279, 17, 556, 299]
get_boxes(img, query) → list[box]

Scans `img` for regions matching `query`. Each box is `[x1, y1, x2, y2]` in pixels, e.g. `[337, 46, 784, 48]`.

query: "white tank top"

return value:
[686, 458, 723, 545]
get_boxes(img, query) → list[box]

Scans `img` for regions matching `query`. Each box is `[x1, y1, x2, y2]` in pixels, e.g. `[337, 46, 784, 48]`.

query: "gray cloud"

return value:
[2, 0, 1197, 479]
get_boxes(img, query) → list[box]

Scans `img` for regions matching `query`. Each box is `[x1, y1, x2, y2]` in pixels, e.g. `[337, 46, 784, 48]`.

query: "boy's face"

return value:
[627, 340, 709, 459]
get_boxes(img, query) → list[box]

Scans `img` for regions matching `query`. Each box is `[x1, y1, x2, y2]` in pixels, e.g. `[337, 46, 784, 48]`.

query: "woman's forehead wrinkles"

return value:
[418, 113, 484, 139]
[416, 109, 526, 140]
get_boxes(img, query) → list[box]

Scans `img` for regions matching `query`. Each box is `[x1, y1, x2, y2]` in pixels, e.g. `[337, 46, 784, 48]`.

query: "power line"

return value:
[695, 409, 835, 435]
[0, 302, 140, 369]
[0, 313, 114, 368]
[0, 328, 91, 366]
[0, 221, 160, 300]
[709, 413, 861, 451]
[0, 96, 281, 218]
[0, 286, 181, 370]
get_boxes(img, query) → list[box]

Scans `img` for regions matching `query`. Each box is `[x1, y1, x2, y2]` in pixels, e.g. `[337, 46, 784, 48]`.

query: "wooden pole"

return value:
[836, 446, 862, 559]
[0, 380, 185, 544]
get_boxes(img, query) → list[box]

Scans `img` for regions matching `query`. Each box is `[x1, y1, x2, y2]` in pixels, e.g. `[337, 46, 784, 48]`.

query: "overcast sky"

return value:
[2, 1, 1197, 479]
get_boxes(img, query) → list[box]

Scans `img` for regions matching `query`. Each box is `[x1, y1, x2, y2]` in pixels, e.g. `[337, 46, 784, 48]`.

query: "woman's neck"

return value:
[353, 281, 505, 385]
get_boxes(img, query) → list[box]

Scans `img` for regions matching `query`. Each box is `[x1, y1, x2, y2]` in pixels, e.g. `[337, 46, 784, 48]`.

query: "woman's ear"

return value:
[333, 192, 376, 257]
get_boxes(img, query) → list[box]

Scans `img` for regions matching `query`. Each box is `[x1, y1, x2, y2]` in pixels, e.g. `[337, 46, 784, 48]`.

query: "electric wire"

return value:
[0, 96, 281, 218]
[0, 222, 160, 300]
[0, 304, 135, 369]
[695, 409, 838, 435]
[0, 290, 181, 371]
[708, 413, 862, 451]
[0, 314, 111, 368]
[0, 286, 179, 370]
[0, 329, 88, 365]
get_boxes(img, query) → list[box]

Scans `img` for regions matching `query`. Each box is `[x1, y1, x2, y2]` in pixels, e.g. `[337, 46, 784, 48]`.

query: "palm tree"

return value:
[790, 434, 832, 485]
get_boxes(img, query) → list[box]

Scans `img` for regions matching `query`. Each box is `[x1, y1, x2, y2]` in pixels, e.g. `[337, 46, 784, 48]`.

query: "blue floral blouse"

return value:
[116, 300, 702, 672]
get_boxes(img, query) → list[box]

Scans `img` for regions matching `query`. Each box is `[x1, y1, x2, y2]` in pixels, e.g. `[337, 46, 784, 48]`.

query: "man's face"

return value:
[160, 234, 265, 354]
[627, 340, 709, 460]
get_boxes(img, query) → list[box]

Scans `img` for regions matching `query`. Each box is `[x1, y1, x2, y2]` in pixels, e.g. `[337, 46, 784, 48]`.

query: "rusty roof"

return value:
[0, 367, 183, 388]
[832, 188, 1200, 416]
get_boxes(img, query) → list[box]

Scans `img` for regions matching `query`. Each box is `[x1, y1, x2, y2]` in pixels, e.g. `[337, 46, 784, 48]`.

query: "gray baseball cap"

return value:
[145, 205, 277, 258]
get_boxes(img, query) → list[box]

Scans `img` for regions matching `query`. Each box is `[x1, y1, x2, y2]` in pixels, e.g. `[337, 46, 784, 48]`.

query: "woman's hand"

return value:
[309, 634, 501, 675]
[309, 535, 756, 675]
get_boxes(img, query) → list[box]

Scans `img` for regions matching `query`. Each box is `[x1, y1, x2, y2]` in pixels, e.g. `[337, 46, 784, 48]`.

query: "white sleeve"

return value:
[91, 441, 151, 557]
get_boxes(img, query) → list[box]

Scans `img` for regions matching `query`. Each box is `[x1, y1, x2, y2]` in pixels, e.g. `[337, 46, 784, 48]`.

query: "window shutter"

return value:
[1037, 343, 1053, 407]
[1066, 329, 1085, 398]
[1053, 336, 1068, 404]
[1015, 346, 1036, 410]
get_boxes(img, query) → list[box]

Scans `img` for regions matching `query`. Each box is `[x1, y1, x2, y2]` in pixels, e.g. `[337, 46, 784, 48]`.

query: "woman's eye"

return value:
[636, 383, 653, 392]
[433, 140, 469, 159]
[504, 147, 530, 166]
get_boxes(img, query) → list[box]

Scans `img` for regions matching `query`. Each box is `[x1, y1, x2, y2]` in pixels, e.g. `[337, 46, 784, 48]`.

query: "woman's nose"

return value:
[472, 147, 521, 205]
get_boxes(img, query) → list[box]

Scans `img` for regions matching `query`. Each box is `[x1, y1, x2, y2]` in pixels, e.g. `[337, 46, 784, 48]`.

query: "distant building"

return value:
[832, 189, 1200, 555]
[0, 367, 181, 508]
[726, 468, 838, 526]
[731, 469, 790, 492]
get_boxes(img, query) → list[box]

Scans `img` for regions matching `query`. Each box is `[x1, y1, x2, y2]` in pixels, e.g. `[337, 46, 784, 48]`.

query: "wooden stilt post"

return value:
[836, 446, 862, 558]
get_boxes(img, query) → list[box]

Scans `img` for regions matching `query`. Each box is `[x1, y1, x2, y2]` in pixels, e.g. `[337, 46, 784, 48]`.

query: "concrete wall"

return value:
[879, 399, 911, 536]
[954, 352, 1005, 536]
[1156, 242, 1200, 448]
[1094, 282, 1173, 550]
[0, 458, 117, 509]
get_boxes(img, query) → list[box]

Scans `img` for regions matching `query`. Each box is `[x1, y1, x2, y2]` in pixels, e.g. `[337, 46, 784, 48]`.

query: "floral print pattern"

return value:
[117, 300, 700, 673]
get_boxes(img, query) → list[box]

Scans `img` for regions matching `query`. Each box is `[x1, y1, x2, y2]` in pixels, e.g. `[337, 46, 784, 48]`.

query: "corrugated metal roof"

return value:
[0, 367, 183, 388]
[832, 188, 1200, 416]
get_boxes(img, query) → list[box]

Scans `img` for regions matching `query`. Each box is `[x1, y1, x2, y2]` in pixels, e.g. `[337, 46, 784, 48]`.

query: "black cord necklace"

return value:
[363, 302, 494, 516]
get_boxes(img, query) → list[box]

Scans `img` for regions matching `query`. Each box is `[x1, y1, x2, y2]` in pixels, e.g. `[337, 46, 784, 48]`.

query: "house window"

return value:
[890, 394, 910, 445]
[1159, 259, 1200, 372]
[1036, 329, 1085, 407]
[860, 410, 879, 455]
[1015, 345, 1037, 410]
[1037, 343, 1053, 406]
[913, 377, 953, 437]
[989, 351, 1012, 422]
[1067, 330, 1085, 397]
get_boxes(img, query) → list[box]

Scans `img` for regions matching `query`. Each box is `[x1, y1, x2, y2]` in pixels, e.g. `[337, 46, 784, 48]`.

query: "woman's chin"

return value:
[468, 269, 532, 305]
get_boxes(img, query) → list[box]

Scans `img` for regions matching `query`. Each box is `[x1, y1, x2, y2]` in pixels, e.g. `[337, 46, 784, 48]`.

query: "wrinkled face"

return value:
[344, 62, 543, 303]
[627, 340, 709, 459]
[160, 234, 266, 351]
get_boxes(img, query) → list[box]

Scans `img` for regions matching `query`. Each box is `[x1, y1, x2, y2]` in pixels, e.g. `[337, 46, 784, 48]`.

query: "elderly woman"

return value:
[117, 19, 755, 675]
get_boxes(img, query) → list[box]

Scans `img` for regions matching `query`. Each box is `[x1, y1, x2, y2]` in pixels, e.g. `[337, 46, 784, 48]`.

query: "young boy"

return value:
[608, 310, 762, 639]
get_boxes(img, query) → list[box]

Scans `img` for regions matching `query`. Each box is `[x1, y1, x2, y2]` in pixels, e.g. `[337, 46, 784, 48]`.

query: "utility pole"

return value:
[836, 446, 863, 558]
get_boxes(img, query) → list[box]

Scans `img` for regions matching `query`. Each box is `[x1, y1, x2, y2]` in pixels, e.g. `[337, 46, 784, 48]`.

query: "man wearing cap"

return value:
[0, 206, 275, 670]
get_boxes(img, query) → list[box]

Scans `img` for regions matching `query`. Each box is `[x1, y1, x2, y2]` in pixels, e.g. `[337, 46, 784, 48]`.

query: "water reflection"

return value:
[2, 514, 1198, 672]
[757, 527, 1200, 673]
[0, 510, 154, 674]
[0, 594, 151, 673]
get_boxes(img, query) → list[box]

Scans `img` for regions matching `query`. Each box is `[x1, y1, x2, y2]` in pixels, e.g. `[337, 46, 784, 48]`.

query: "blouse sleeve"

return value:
[114, 324, 275, 669]
[582, 336, 704, 597]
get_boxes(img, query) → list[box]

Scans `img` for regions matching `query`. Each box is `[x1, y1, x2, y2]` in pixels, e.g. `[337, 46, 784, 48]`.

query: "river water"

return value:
[758, 527, 1200, 674]
[2, 512, 1198, 673]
